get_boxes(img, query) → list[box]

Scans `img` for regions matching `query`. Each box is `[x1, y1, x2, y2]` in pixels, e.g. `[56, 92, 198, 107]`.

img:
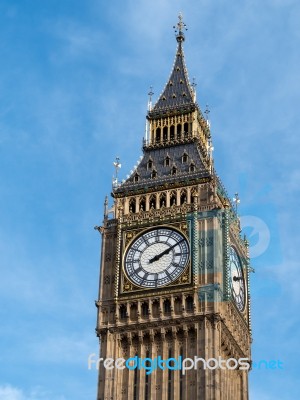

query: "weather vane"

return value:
[233, 192, 240, 214]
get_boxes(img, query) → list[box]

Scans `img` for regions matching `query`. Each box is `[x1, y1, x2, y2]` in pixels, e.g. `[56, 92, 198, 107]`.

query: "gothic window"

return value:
[164, 299, 171, 314]
[182, 152, 188, 163]
[119, 305, 127, 319]
[151, 169, 157, 179]
[180, 190, 187, 205]
[184, 122, 189, 136]
[186, 296, 194, 312]
[156, 127, 161, 142]
[149, 194, 156, 209]
[159, 193, 166, 208]
[139, 197, 146, 211]
[129, 198, 136, 213]
[171, 166, 177, 175]
[177, 124, 182, 139]
[189, 162, 196, 172]
[174, 297, 182, 315]
[142, 302, 149, 317]
[134, 173, 139, 182]
[170, 191, 177, 206]
[170, 125, 175, 140]
[152, 300, 160, 318]
[147, 159, 153, 169]
[130, 304, 138, 320]
[163, 126, 168, 141]
[165, 155, 170, 166]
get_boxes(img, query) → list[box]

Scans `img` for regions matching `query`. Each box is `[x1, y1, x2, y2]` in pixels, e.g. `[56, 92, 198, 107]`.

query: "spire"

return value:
[151, 14, 195, 114]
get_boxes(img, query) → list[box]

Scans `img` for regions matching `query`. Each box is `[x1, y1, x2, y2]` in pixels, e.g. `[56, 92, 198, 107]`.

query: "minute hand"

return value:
[149, 239, 184, 264]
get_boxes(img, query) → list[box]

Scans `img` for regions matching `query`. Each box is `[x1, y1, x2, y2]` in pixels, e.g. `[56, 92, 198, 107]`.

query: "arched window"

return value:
[170, 125, 175, 140]
[119, 304, 127, 319]
[149, 194, 156, 209]
[152, 300, 160, 318]
[164, 299, 171, 314]
[159, 193, 166, 208]
[130, 304, 138, 320]
[189, 162, 195, 172]
[174, 297, 182, 315]
[180, 190, 187, 205]
[165, 156, 170, 166]
[129, 198, 136, 213]
[163, 126, 168, 141]
[139, 197, 146, 211]
[184, 122, 189, 136]
[156, 127, 161, 142]
[171, 166, 177, 175]
[186, 296, 194, 312]
[151, 170, 157, 179]
[141, 303, 149, 317]
[170, 191, 177, 206]
[182, 152, 188, 163]
[177, 124, 182, 139]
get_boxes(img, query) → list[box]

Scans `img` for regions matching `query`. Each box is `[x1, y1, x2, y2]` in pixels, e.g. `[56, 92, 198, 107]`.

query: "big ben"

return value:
[95, 14, 252, 400]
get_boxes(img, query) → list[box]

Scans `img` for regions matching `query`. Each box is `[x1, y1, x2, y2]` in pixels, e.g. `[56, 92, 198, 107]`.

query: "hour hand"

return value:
[148, 254, 160, 264]
[149, 248, 171, 263]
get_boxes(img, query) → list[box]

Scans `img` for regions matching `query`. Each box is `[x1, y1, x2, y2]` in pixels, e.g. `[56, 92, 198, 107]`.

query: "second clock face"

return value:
[229, 246, 245, 312]
[124, 227, 189, 288]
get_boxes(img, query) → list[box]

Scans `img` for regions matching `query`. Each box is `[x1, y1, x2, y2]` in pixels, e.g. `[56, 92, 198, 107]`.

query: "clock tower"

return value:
[95, 15, 251, 400]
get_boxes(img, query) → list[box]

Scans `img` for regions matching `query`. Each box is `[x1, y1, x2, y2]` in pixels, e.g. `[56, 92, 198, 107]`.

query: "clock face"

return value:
[229, 247, 245, 312]
[124, 227, 189, 288]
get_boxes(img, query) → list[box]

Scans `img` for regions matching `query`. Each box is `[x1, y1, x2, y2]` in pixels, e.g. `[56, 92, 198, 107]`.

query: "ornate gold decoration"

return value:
[123, 277, 133, 292]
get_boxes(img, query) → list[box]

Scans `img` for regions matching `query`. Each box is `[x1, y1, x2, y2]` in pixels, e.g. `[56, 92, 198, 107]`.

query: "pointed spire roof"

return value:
[152, 14, 195, 113]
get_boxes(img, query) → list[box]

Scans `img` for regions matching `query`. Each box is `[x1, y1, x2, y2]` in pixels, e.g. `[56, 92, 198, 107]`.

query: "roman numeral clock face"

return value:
[124, 227, 190, 288]
[229, 247, 246, 312]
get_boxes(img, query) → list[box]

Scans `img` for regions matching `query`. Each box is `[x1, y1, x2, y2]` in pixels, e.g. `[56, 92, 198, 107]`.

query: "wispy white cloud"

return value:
[0, 385, 66, 400]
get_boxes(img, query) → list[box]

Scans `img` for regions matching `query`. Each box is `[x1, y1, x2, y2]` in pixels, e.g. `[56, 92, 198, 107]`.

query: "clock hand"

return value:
[233, 276, 243, 282]
[149, 239, 184, 263]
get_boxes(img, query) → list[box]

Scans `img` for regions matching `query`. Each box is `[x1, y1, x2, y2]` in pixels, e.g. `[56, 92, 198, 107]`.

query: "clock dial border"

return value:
[122, 225, 191, 291]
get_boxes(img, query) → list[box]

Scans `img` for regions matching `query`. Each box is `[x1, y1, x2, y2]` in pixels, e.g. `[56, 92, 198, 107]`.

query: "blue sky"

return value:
[0, 0, 299, 399]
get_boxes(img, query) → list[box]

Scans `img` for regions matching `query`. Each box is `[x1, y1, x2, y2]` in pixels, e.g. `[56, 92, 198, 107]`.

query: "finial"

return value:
[192, 77, 197, 101]
[204, 104, 210, 120]
[104, 195, 108, 219]
[148, 86, 154, 111]
[173, 13, 187, 42]
[205, 104, 211, 128]
[233, 193, 240, 215]
[112, 157, 121, 187]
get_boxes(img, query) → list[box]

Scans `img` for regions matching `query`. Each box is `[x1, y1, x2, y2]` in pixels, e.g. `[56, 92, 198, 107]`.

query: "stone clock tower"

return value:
[95, 15, 252, 400]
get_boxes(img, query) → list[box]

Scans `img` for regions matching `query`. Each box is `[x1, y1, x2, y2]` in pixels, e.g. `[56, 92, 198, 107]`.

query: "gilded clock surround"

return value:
[121, 223, 192, 293]
[95, 16, 252, 400]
